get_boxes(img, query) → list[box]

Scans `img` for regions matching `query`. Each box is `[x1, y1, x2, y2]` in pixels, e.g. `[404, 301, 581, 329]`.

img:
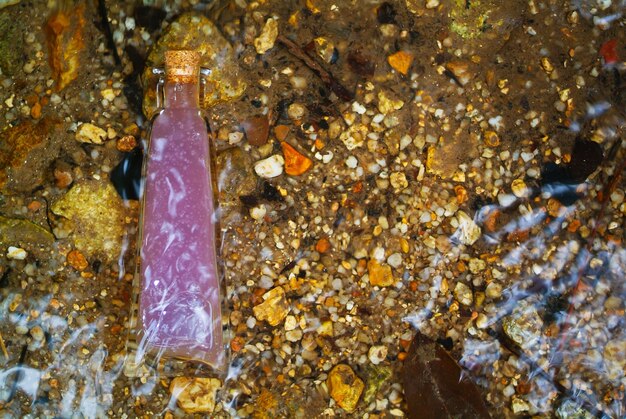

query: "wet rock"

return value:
[454, 282, 473, 306]
[281, 142, 312, 176]
[502, 302, 543, 350]
[170, 377, 221, 414]
[254, 18, 278, 55]
[241, 116, 269, 146]
[387, 51, 413, 75]
[603, 339, 625, 381]
[0, 216, 55, 255]
[377, 90, 404, 114]
[0, 118, 64, 194]
[454, 210, 481, 245]
[313, 37, 338, 64]
[51, 179, 125, 262]
[0, 0, 21, 10]
[327, 364, 364, 413]
[252, 287, 290, 326]
[0, 11, 24, 77]
[66, 249, 88, 271]
[6, 246, 27, 260]
[254, 155, 284, 179]
[445, 61, 472, 86]
[142, 13, 246, 118]
[368, 345, 388, 365]
[45, 2, 87, 91]
[75, 123, 107, 144]
[368, 259, 395, 287]
[363, 364, 392, 405]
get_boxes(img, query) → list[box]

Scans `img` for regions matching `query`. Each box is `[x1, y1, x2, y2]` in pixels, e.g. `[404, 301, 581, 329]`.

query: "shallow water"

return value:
[0, 0, 625, 417]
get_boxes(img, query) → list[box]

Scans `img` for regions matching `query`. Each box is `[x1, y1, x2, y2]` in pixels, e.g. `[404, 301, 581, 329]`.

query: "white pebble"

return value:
[250, 205, 267, 220]
[254, 155, 284, 178]
[345, 156, 358, 169]
[368, 345, 388, 365]
[387, 253, 403, 269]
[7, 246, 27, 260]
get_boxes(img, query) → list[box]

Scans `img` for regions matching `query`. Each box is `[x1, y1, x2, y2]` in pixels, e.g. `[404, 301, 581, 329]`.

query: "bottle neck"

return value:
[164, 81, 199, 109]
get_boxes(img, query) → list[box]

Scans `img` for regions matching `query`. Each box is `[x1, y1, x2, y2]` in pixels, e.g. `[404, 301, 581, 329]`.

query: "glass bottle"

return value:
[135, 50, 225, 372]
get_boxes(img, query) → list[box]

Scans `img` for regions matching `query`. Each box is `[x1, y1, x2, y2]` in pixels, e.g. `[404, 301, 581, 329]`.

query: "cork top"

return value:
[164, 50, 201, 83]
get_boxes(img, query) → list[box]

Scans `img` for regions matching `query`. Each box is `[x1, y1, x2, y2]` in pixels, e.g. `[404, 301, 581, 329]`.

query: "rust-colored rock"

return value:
[315, 237, 331, 253]
[45, 2, 86, 91]
[281, 142, 312, 176]
[66, 249, 88, 271]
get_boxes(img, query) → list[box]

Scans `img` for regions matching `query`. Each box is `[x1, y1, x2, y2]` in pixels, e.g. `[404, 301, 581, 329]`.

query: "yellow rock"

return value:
[368, 260, 395, 287]
[142, 13, 246, 118]
[254, 18, 278, 55]
[170, 377, 221, 414]
[327, 364, 364, 413]
[51, 180, 125, 262]
[253, 287, 290, 326]
[387, 51, 413, 75]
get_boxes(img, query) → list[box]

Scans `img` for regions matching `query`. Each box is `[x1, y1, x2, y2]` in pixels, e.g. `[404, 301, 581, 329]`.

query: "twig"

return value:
[276, 35, 354, 102]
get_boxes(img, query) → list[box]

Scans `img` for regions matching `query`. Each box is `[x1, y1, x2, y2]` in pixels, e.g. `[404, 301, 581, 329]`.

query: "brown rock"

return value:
[387, 51, 413, 75]
[242, 116, 270, 146]
[66, 250, 88, 271]
[281, 142, 313, 176]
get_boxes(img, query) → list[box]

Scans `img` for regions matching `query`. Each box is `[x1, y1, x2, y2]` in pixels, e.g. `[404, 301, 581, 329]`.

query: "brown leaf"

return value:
[402, 332, 491, 419]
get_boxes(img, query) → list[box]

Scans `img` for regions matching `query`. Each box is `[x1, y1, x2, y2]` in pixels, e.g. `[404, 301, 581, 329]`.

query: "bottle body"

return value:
[135, 61, 225, 371]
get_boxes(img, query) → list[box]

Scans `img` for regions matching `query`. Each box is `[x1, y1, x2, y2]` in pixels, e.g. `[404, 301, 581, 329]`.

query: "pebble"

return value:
[377, 90, 404, 114]
[454, 282, 473, 306]
[455, 211, 481, 245]
[250, 205, 266, 221]
[254, 155, 284, 178]
[387, 253, 403, 269]
[485, 282, 502, 299]
[498, 193, 517, 208]
[368, 259, 395, 287]
[228, 131, 244, 145]
[6, 246, 27, 260]
[287, 103, 306, 120]
[252, 287, 290, 326]
[345, 156, 358, 169]
[425, 0, 440, 8]
[368, 345, 388, 365]
[254, 18, 278, 55]
[445, 61, 471, 86]
[30, 325, 44, 341]
[170, 377, 221, 413]
[390, 172, 409, 189]
[327, 364, 364, 413]
[75, 123, 107, 144]
[511, 179, 529, 198]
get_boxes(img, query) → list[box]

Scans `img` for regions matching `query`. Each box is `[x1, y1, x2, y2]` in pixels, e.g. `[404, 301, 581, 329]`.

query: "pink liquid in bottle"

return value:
[138, 50, 224, 369]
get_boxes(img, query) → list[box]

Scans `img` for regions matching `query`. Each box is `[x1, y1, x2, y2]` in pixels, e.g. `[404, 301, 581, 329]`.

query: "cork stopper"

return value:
[164, 50, 201, 83]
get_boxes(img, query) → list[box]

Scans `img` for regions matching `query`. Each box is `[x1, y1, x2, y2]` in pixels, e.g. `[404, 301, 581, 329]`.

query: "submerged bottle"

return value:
[136, 50, 225, 371]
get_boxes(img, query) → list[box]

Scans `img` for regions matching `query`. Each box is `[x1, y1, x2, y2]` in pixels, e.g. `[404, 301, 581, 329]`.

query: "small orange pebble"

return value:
[398, 351, 408, 361]
[457, 260, 467, 273]
[454, 185, 468, 204]
[547, 198, 562, 217]
[116, 135, 137, 152]
[387, 50, 413, 75]
[110, 324, 123, 335]
[230, 336, 245, 352]
[409, 281, 418, 292]
[315, 237, 331, 253]
[507, 229, 529, 242]
[567, 219, 581, 233]
[67, 250, 89, 271]
[352, 181, 363, 193]
[274, 124, 290, 141]
[314, 138, 325, 150]
[281, 141, 313, 176]
[30, 101, 42, 119]
[27, 200, 42, 211]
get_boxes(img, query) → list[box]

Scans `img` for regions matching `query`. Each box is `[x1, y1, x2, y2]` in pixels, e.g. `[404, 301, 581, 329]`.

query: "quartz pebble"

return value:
[368, 345, 388, 365]
[511, 179, 530, 198]
[6, 246, 27, 260]
[327, 364, 364, 413]
[454, 282, 473, 306]
[455, 211, 481, 245]
[368, 259, 395, 287]
[254, 155, 284, 178]
[75, 123, 107, 144]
